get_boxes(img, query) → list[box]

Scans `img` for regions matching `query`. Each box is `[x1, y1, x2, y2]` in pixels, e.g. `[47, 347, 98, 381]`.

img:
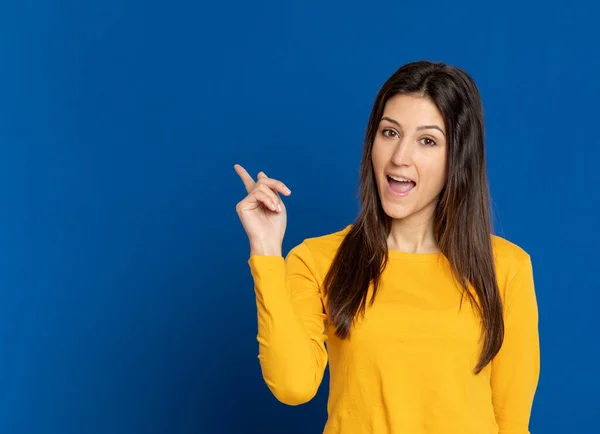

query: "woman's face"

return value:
[371, 94, 448, 222]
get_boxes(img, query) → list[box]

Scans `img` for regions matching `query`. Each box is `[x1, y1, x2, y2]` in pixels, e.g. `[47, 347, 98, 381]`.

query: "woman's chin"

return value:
[381, 203, 413, 220]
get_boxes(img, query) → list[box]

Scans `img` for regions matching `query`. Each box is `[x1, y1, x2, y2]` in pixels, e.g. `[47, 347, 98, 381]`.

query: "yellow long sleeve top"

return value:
[248, 224, 540, 434]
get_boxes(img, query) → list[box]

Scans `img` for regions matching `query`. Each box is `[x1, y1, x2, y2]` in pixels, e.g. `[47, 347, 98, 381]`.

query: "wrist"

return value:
[250, 241, 282, 257]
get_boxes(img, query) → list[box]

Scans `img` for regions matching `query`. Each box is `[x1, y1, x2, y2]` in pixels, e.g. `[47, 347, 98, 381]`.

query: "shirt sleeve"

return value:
[491, 254, 541, 434]
[247, 241, 328, 405]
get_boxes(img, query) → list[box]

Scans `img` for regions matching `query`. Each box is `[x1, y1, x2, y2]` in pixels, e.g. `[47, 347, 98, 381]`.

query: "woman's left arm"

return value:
[491, 254, 541, 434]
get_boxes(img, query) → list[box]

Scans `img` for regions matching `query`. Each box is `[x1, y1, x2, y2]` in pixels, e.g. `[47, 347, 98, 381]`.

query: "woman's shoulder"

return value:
[286, 224, 352, 273]
[490, 233, 533, 285]
[302, 224, 352, 248]
[491, 234, 530, 263]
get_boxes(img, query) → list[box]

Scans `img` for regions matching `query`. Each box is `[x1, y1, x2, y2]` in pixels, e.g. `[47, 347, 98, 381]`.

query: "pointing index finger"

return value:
[233, 164, 255, 193]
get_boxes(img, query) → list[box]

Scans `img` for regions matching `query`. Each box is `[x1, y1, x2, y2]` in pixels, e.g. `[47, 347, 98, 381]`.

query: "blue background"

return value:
[1, 0, 598, 433]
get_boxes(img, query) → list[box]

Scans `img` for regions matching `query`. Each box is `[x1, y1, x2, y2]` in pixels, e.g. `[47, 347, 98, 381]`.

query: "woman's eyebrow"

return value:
[381, 116, 445, 137]
[416, 125, 445, 137]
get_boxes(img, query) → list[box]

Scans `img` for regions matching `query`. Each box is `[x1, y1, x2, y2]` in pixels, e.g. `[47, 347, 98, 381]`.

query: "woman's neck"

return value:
[387, 216, 440, 254]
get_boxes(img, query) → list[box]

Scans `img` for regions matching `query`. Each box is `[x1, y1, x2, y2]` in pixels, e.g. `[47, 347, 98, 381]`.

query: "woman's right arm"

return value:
[248, 242, 328, 405]
[234, 164, 328, 405]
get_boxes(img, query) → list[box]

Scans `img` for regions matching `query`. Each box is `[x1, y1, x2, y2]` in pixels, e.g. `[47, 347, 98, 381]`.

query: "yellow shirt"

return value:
[248, 224, 540, 433]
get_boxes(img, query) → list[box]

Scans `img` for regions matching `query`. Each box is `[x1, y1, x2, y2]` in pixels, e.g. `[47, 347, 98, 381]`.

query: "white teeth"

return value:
[388, 175, 413, 183]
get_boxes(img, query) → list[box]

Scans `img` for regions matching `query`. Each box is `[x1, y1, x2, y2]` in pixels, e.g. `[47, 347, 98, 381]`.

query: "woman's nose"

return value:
[390, 140, 413, 166]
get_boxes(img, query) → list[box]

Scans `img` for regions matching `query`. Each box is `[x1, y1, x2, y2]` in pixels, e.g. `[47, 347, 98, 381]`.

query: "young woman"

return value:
[234, 60, 540, 433]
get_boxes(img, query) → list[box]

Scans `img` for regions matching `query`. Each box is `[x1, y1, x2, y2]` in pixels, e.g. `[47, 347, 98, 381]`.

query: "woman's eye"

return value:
[382, 129, 397, 138]
[420, 137, 436, 146]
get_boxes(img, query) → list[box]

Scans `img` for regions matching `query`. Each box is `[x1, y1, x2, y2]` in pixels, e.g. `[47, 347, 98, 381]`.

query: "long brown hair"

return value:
[322, 60, 503, 374]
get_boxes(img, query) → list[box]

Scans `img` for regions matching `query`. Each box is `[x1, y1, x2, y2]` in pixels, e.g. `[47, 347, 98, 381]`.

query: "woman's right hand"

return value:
[234, 164, 292, 256]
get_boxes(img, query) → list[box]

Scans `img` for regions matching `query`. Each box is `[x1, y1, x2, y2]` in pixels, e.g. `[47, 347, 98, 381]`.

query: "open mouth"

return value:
[387, 175, 416, 195]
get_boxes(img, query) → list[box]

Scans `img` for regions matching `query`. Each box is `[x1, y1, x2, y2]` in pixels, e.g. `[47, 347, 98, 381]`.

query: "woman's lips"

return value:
[386, 176, 416, 196]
